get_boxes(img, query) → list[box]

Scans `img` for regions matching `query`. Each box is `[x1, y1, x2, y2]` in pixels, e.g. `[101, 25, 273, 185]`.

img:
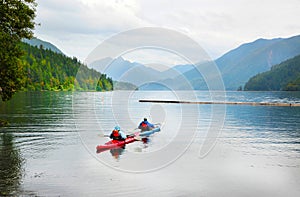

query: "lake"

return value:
[0, 91, 300, 196]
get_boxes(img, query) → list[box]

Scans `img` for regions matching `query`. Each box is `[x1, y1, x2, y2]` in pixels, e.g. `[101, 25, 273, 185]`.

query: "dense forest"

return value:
[20, 42, 113, 91]
[244, 54, 300, 91]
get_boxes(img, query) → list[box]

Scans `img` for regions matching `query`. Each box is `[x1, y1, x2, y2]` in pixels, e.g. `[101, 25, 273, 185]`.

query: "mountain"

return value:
[171, 35, 300, 90]
[160, 64, 194, 79]
[165, 64, 194, 73]
[21, 42, 113, 91]
[88, 57, 193, 88]
[113, 81, 138, 90]
[217, 35, 300, 90]
[88, 35, 300, 91]
[89, 57, 160, 85]
[23, 38, 63, 54]
[244, 54, 300, 91]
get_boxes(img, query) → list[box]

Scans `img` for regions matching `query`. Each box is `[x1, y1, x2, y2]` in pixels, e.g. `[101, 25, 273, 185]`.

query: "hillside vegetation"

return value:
[21, 42, 113, 91]
[244, 54, 300, 91]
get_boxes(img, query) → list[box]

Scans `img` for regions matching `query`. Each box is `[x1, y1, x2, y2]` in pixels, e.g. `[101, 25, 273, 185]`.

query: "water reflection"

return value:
[0, 92, 75, 196]
[0, 133, 23, 196]
[109, 147, 125, 160]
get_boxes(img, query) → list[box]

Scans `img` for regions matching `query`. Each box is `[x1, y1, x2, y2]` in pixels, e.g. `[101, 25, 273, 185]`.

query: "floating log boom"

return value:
[139, 100, 300, 107]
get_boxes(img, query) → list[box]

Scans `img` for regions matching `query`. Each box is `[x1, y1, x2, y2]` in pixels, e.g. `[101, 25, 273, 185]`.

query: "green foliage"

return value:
[0, 0, 36, 101]
[20, 42, 113, 91]
[283, 76, 300, 91]
[244, 54, 300, 91]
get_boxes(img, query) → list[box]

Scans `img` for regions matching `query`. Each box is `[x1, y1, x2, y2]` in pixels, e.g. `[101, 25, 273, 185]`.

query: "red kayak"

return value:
[96, 136, 136, 153]
[96, 127, 161, 153]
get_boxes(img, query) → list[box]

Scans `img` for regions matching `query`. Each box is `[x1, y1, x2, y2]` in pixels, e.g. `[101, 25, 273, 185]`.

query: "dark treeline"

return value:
[244, 54, 300, 91]
[20, 42, 113, 91]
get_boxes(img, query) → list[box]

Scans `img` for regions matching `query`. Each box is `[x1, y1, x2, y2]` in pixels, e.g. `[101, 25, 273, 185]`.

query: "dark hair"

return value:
[144, 118, 147, 121]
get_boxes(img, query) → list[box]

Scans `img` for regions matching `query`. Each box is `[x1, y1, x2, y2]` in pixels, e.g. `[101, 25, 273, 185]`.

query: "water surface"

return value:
[0, 91, 300, 196]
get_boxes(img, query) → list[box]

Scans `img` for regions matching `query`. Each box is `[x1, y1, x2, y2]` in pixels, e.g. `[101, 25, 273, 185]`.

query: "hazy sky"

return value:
[34, 0, 300, 65]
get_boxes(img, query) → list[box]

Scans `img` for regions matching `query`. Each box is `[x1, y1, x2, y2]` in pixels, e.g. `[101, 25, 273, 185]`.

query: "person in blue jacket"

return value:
[110, 126, 126, 141]
[138, 118, 155, 131]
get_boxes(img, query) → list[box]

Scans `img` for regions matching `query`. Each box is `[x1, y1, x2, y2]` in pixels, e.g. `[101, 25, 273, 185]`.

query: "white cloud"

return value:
[36, 0, 144, 34]
[34, 0, 149, 60]
[138, 0, 300, 58]
[34, 0, 300, 63]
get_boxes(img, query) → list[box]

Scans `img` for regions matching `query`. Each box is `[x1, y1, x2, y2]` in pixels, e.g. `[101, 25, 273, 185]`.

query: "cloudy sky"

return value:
[34, 0, 300, 65]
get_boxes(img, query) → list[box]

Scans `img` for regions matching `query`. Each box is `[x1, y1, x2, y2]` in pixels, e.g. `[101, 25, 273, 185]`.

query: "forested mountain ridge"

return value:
[20, 42, 113, 91]
[244, 54, 300, 91]
[168, 35, 300, 90]
[216, 35, 300, 90]
[69, 35, 300, 91]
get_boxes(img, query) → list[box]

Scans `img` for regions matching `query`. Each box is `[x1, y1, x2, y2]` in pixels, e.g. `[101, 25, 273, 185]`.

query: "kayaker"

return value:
[138, 118, 155, 131]
[110, 126, 126, 141]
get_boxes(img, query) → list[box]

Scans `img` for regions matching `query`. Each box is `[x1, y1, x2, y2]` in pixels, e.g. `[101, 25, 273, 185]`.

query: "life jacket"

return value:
[141, 122, 148, 128]
[110, 130, 124, 141]
[113, 130, 120, 137]
[140, 121, 150, 131]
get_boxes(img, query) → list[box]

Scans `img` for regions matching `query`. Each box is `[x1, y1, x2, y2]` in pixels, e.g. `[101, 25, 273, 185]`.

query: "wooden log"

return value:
[139, 100, 300, 107]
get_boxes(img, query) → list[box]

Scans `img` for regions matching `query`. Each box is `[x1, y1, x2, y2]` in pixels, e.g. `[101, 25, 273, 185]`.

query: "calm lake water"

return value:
[0, 91, 300, 196]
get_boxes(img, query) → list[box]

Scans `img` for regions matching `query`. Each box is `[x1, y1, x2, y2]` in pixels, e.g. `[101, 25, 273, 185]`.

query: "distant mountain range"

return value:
[88, 35, 300, 90]
[216, 35, 300, 90]
[26, 35, 300, 91]
[88, 56, 195, 88]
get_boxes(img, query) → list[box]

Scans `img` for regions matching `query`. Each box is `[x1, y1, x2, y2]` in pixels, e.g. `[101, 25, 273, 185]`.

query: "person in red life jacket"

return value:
[110, 126, 126, 141]
[138, 118, 155, 131]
